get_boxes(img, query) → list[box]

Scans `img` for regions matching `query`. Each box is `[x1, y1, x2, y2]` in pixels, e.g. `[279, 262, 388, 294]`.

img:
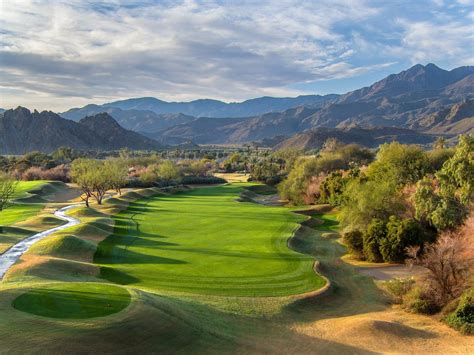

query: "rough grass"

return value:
[12, 282, 131, 319]
[95, 184, 325, 296]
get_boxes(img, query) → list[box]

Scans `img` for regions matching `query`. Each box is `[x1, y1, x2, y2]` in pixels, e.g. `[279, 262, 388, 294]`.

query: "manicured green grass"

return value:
[12, 283, 131, 319]
[0, 181, 50, 227]
[11, 181, 49, 199]
[95, 184, 325, 296]
[0, 203, 43, 226]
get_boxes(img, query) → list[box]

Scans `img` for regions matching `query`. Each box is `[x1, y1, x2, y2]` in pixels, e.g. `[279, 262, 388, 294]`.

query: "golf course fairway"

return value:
[95, 184, 325, 296]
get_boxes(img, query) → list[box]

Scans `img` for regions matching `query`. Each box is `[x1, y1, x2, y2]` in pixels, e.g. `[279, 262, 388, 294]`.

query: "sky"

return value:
[0, 0, 473, 112]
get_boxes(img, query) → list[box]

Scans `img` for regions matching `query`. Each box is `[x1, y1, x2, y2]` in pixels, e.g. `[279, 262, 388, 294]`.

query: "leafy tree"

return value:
[436, 135, 473, 205]
[104, 159, 128, 195]
[343, 230, 364, 257]
[338, 178, 403, 231]
[362, 218, 385, 262]
[413, 136, 472, 231]
[52, 146, 78, 163]
[319, 171, 346, 206]
[70, 158, 99, 207]
[427, 148, 454, 172]
[430, 198, 468, 231]
[413, 177, 440, 226]
[379, 217, 426, 262]
[0, 173, 17, 231]
[158, 161, 181, 181]
[367, 142, 429, 185]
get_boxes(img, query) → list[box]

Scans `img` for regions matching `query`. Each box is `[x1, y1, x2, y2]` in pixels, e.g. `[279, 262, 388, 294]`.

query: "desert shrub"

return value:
[138, 170, 158, 187]
[407, 231, 473, 306]
[403, 287, 440, 314]
[303, 173, 326, 205]
[362, 218, 385, 262]
[20, 165, 70, 182]
[384, 278, 415, 303]
[158, 161, 182, 181]
[444, 289, 474, 335]
[343, 230, 364, 257]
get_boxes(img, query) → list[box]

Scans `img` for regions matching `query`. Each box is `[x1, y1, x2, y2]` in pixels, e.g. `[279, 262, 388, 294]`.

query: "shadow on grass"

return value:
[281, 217, 389, 322]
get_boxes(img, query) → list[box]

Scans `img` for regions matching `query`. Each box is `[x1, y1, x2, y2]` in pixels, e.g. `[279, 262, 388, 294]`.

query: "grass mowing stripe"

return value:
[95, 184, 325, 296]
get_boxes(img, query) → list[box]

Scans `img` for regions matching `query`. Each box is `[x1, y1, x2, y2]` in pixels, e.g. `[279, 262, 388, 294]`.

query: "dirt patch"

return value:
[357, 265, 428, 280]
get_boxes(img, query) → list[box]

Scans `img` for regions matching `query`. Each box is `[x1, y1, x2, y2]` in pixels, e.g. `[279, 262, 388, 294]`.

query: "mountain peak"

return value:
[79, 112, 122, 129]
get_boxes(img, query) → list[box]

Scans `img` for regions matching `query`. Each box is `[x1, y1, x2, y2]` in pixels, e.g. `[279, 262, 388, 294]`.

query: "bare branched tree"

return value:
[406, 229, 474, 306]
[0, 173, 17, 212]
[0, 173, 18, 232]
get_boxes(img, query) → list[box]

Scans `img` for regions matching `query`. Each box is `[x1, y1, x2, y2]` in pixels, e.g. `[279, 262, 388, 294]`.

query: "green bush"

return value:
[403, 287, 440, 315]
[362, 218, 385, 262]
[319, 171, 347, 206]
[343, 230, 364, 257]
[379, 217, 426, 263]
[444, 289, 474, 335]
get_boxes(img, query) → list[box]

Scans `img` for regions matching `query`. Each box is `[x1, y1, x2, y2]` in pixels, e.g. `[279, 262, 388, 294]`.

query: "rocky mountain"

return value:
[61, 105, 195, 132]
[151, 106, 318, 145]
[0, 108, 162, 154]
[422, 99, 474, 135]
[273, 127, 439, 151]
[62, 94, 338, 122]
[306, 64, 473, 129]
[153, 64, 473, 144]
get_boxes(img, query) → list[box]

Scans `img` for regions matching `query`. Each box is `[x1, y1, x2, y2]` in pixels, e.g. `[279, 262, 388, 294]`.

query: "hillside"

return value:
[306, 64, 474, 129]
[274, 127, 439, 151]
[0, 108, 162, 154]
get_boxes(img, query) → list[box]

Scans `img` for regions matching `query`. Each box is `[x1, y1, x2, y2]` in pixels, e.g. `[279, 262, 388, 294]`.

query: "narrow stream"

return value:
[0, 204, 80, 280]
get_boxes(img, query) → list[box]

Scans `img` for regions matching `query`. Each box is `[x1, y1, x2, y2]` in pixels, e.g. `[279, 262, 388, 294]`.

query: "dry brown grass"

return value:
[214, 173, 249, 183]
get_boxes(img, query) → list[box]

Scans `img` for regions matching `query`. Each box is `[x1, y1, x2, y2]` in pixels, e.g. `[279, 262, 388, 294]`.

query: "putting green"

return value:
[95, 184, 325, 296]
[12, 283, 131, 319]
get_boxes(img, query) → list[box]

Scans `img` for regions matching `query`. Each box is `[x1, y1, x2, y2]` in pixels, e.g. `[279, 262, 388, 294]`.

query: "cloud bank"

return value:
[0, 0, 472, 111]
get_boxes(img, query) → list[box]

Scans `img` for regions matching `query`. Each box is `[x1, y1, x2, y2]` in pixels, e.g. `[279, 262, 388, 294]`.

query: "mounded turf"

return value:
[0, 181, 51, 227]
[12, 283, 131, 319]
[95, 184, 325, 296]
[11, 181, 50, 200]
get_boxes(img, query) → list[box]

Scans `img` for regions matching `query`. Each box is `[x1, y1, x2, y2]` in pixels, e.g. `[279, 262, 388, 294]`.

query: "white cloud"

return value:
[0, 0, 472, 111]
[393, 18, 474, 64]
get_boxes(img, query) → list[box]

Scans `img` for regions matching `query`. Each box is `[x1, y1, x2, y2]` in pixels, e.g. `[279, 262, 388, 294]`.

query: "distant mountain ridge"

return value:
[154, 63, 474, 144]
[6, 63, 474, 150]
[0, 108, 162, 154]
[62, 94, 338, 122]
